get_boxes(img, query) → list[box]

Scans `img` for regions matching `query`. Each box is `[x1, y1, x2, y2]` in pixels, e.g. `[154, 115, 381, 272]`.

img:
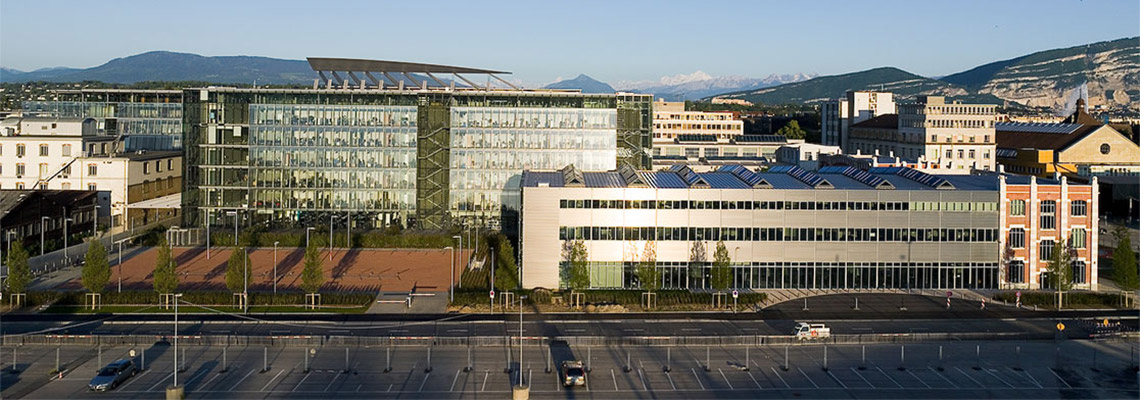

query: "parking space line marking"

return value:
[118, 369, 152, 390]
[637, 368, 648, 391]
[1018, 369, 1043, 389]
[147, 372, 174, 391]
[747, 371, 762, 389]
[418, 372, 431, 392]
[230, 368, 255, 392]
[450, 369, 461, 392]
[875, 367, 903, 389]
[982, 368, 1014, 388]
[850, 368, 874, 388]
[611, 369, 618, 391]
[769, 367, 790, 388]
[690, 368, 705, 390]
[927, 367, 958, 389]
[906, 370, 931, 389]
[666, 370, 677, 390]
[355, 384, 362, 392]
[323, 373, 341, 392]
[1048, 368, 1072, 389]
[291, 371, 312, 392]
[954, 367, 984, 388]
[718, 368, 734, 390]
[388, 383, 394, 392]
[797, 367, 819, 389]
[260, 369, 285, 392]
[826, 370, 847, 389]
[481, 371, 489, 391]
[199, 372, 222, 390]
[185, 368, 210, 387]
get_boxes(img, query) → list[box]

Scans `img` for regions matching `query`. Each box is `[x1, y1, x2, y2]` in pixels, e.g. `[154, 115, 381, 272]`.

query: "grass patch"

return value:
[42, 303, 369, 314]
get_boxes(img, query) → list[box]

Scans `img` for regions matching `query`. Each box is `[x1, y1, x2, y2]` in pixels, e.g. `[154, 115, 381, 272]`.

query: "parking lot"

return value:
[1, 340, 1136, 399]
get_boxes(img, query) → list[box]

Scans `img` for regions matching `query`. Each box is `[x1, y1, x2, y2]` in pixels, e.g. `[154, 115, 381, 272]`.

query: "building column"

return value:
[1029, 176, 1039, 289]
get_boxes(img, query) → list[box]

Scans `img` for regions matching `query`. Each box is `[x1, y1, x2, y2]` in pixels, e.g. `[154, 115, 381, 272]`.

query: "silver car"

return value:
[88, 359, 137, 391]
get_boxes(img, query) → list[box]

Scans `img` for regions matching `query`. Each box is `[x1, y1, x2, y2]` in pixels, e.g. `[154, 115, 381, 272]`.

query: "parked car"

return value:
[561, 360, 586, 387]
[88, 359, 137, 391]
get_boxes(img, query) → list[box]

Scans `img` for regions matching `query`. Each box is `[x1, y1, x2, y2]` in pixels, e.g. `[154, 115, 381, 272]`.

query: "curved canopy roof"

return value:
[307, 57, 509, 74]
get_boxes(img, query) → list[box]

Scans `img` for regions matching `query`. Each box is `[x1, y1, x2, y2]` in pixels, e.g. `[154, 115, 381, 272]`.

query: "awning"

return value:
[129, 193, 181, 209]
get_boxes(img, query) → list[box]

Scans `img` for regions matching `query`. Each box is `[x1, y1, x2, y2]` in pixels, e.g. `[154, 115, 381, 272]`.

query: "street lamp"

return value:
[445, 246, 454, 303]
[273, 241, 280, 295]
[63, 217, 73, 261]
[172, 293, 183, 388]
[453, 235, 462, 289]
[518, 295, 527, 388]
[226, 211, 247, 313]
[305, 227, 316, 248]
[205, 209, 211, 260]
[40, 216, 50, 256]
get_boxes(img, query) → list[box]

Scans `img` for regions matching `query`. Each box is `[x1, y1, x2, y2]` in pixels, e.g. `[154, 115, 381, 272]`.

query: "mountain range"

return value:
[610, 71, 817, 101]
[711, 37, 1138, 113]
[1, 51, 314, 84]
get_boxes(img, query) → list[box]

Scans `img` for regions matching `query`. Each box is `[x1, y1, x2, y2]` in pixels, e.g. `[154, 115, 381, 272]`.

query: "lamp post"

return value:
[518, 295, 527, 388]
[205, 209, 211, 260]
[226, 211, 246, 313]
[453, 235, 462, 289]
[734, 246, 740, 289]
[172, 293, 183, 388]
[63, 217, 73, 260]
[445, 246, 454, 303]
[93, 203, 99, 238]
[273, 241, 280, 295]
[305, 227, 316, 248]
[40, 216, 50, 256]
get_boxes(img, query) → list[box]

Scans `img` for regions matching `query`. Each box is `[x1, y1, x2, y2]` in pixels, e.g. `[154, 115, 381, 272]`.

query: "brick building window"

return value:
[1010, 200, 1025, 216]
[1070, 228, 1086, 249]
[1070, 200, 1087, 216]
[1040, 200, 1055, 230]
[1040, 239, 1055, 260]
[1008, 260, 1024, 283]
[1071, 261, 1086, 284]
[1009, 228, 1025, 248]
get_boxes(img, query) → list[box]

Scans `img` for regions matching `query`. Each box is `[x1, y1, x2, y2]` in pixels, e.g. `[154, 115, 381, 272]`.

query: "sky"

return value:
[1, 0, 1138, 87]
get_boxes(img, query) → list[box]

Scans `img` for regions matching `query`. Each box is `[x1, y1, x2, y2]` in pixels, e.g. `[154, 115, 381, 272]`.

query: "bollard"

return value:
[262, 347, 268, 373]
[745, 347, 750, 371]
[586, 347, 592, 373]
[303, 348, 309, 374]
[344, 348, 350, 374]
[803, 298, 809, 311]
[973, 345, 981, 370]
[425, 347, 432, 373]
[859, 345, 866, 370]
[782, 346, 789, 371]
[545, 344, 551, 374]
[822, 345, 828, 371]
[98, 344, 102, 370]
[12, 347, 17, 373]
[222, 347, 228, 373]
[623, 352, 631, 373]
[898, 345, 906, 371]
[937, 345, 944, 371]
[181, 347, 186, 372]
[464, 345, 472, 373]
[142, 349, 146, 371]
[1014, 345, 1022, 371]
[854, 297, 859, 310]
[664, 347, 671, 372]
[55, 347, 60, 374]
[384, 347, 391, 373]
[704, 346, 711, 372]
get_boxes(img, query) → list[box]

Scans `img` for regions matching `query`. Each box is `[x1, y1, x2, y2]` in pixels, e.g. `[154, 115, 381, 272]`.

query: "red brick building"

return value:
[999, 173, 1097, 290]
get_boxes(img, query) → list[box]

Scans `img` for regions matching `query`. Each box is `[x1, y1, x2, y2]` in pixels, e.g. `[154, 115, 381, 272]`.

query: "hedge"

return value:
[452, 289, 766, 307]
[8, 291, 375, 308]
[991, 291, 1125, 308]
[208, 230, 455, 249]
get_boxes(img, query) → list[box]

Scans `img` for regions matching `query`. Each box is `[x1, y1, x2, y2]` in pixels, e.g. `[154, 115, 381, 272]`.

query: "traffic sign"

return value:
[732, 290, 739, 299]
[946, 291, 953, 298]
[1016, 291, 1021, 298]
[489, 290, 495, 299]
[129, 349, 136, 357]
[1056, 322, 1065, 331]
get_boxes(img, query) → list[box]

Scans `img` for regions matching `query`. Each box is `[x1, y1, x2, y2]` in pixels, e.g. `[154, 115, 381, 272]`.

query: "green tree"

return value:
[81, 240, 111, 294]
[635, 242, 660, 292]
[152, 236, 179, 295]
[564, 240, 590, 291]
[226, 247, 251, 294]
[710, 241, 733, 293]
[689, 241, 708, 288]
[1111, 234, 1138, 291]
[494, 238, 519, 290]
[300, 241, 325, 294]
[1046, 240, 1074, 308]
[775, 120, 807, 140]
[6, 241, 31, 294]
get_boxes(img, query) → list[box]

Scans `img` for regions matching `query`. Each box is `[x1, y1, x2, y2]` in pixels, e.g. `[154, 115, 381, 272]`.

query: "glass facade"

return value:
[450, 107, 617, 221]
[24, 100, 183, 147]
[182, 88, 653, 230]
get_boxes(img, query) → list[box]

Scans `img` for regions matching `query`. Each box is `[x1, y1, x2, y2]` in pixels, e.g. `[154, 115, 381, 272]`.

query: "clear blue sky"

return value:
[2, 0, 1137, 86]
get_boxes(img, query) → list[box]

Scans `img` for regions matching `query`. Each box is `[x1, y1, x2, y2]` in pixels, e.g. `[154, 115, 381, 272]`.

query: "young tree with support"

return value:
[710, 241, 732, 309]
[226, 246, 252, 310]
[564, 240, 589, 308]
[81, 240, 110, 309]
[635, 241, 660, 309]
[494, 237, 519, 308]
[300, 241, 325, 309]
[689, 241, 707, 290]
[6, 241, 30, 307]
[1111, 226, 1138, 293]
[153, 236, 179, 309]
[1045, 239, 1074, 309]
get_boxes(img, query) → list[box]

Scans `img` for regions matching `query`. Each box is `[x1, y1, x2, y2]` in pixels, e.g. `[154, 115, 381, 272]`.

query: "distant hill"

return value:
[710, 67, 976, 104]
[1, 51, 314, 84]
[614, 71, 815, 101]
[940, 37, 1139, 112]
[542, 74, 615, 93]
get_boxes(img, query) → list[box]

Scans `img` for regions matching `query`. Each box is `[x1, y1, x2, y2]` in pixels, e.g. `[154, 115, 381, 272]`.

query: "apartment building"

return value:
[651, 99, 743, 143]
[900, 96, 997, 171]
[821, 91, 895, 147]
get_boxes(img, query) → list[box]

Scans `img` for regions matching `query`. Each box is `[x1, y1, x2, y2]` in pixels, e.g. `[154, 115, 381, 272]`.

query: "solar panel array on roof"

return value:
[700, 172, 751, 189]
[675, 134, 717, 142]
[871, 167, 955, 189]
[718, 165, 770, 187]
[618, 164, 648, 187]
[734, 135, 787, 143]
[995, 148, 1018, 158]
[995, 122, 1082, 134]
[769, 165, 827, 187]
[669, 164, 708, 187]
[819, 166, 891, 189]
[641, 171, 688, 188]
[583, 172, 624, 187]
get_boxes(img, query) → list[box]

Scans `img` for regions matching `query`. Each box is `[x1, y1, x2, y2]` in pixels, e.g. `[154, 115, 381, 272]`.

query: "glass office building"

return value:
[23, 89, 184, 150]
[183, 59, 653, 231]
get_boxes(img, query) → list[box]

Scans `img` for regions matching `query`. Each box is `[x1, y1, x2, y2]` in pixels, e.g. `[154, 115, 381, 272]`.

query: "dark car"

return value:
[88, 359, 137, 391]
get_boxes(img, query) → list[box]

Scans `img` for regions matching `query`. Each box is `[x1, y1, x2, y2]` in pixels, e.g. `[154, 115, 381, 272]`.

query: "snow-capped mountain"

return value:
[613, 71, 816, 101]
